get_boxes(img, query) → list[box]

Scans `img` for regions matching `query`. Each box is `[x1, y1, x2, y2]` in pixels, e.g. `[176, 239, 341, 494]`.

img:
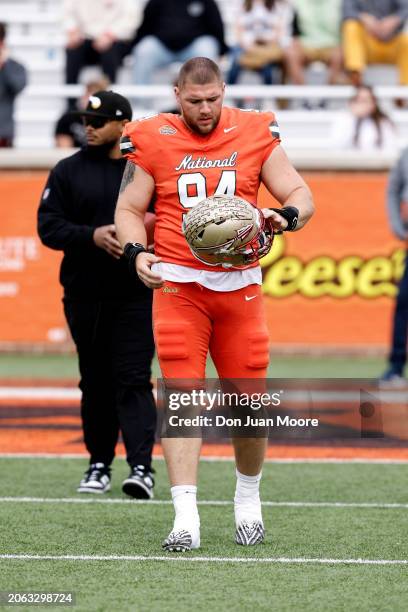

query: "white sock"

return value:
[171, 485, 200, 546]
[234, 470, 263, 527]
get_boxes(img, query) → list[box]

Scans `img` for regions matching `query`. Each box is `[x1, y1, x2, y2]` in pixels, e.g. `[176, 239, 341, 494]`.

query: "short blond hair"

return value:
[177, 57, 222, 89]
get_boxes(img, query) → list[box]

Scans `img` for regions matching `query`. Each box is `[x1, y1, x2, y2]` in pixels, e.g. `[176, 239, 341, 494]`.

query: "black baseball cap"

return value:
[78, 90, 133, 121]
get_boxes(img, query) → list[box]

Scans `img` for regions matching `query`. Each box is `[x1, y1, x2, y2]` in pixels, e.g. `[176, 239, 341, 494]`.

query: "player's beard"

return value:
[184, 112, 220, 136]
[85, 137, 118, 157]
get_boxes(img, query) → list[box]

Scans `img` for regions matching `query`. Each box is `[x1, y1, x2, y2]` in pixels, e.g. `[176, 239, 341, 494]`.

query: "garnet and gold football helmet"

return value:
[182, 195, 274, 268]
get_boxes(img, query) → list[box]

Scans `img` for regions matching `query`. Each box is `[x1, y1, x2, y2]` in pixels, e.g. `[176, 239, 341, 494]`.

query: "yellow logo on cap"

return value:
[89, 96, 102, 109]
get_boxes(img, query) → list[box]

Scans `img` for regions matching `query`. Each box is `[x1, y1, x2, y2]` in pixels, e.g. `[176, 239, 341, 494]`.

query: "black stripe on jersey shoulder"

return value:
[269, 120, 280, 137]
[119, 135, 136, 155]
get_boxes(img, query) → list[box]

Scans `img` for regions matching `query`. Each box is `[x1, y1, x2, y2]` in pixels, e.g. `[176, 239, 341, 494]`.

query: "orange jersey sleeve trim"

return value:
[120, 117, 158, 176]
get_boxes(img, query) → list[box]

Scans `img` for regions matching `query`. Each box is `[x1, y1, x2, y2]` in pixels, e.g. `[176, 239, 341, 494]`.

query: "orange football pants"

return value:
[153, 281, 270, 380]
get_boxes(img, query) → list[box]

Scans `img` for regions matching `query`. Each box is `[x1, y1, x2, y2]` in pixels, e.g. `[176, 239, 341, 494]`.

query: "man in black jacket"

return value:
[132, 0, 227, 84]
[38, 91, 156, 498]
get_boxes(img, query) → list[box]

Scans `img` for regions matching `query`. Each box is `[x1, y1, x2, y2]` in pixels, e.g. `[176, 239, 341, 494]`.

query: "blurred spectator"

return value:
[342, 0, 408, 86]
[55, 76, 110, 148]
[227, 0, 301, 86]
[379, 147, 408, 386]
[132, 0, 227, 84]
[0, 22, 27, 147]
[293, 0, 345, 85]
[63, 0, 139, 105]
[332, 85, 397, 150]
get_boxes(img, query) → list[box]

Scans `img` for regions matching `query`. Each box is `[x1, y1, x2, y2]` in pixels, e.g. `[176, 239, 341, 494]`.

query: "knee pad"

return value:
[247, 331, 270, 369]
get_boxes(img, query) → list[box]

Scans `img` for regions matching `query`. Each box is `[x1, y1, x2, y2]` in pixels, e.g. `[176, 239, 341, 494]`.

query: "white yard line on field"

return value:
[0, 497, 406, 509]
[0, 553, 406, 565]
[0, 387, 81, 400]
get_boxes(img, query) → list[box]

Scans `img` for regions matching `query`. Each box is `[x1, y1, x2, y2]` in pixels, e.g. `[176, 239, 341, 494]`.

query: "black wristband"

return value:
[123, 242, 147, 273]
[269, 206, 299, 231]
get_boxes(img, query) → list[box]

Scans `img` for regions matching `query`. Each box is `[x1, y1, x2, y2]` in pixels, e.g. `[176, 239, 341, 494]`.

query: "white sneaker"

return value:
[77, 463, 111, 494]
[122, 465, 155, 499]
[378, 370, 407, 389]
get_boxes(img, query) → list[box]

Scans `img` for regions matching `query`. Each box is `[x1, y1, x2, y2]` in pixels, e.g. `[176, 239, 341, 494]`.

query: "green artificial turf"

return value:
[0, 458, 406, 612]
[0, 353, 389, 380]
[0, 458, 406, 503]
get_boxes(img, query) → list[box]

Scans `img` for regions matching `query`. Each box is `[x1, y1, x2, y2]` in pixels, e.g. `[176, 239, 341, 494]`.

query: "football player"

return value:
[115, 57, 314, 551]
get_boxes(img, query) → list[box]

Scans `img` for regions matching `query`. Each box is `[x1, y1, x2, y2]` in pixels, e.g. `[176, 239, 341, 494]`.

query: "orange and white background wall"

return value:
[0, 171, 403, 351]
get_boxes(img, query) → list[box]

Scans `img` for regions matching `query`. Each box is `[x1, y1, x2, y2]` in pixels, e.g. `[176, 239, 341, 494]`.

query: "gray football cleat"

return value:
[235, 520, 265, 545]
[162, 529, 199, 552]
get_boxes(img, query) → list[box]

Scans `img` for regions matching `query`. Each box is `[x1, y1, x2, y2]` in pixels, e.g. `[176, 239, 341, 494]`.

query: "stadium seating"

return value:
[1, 0, 407, 149]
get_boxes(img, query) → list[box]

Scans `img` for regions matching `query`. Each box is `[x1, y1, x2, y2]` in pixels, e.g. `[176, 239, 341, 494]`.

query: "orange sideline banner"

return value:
[0, 171, 403, 349]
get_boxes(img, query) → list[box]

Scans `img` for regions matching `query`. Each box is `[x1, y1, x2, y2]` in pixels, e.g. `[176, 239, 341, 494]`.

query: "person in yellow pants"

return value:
[342, 0, 408, 86]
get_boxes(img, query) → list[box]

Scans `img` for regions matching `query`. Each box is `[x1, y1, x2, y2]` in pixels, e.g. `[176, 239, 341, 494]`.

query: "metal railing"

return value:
[21, 84, 408, 101]
[0, 148, 399, 171]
